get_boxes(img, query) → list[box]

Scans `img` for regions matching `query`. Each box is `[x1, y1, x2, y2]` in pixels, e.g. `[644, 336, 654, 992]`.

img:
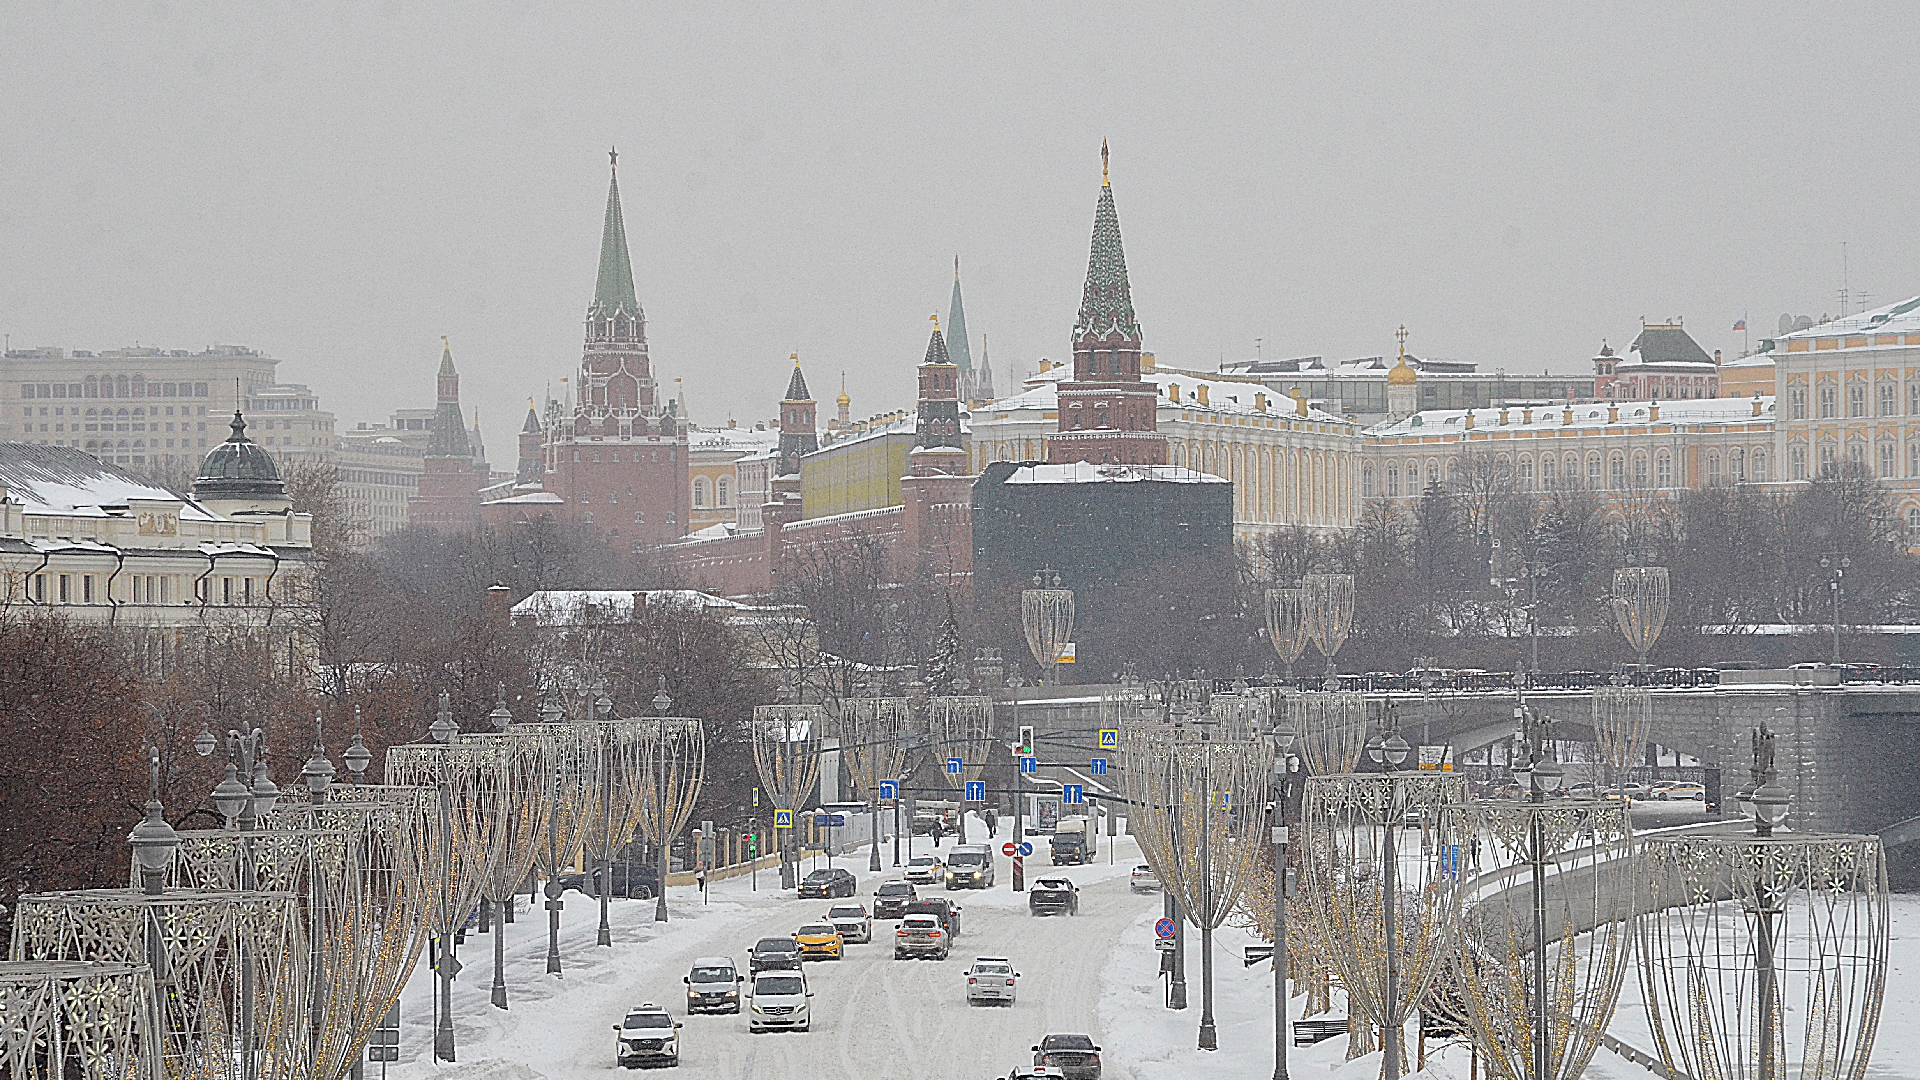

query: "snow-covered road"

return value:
[386, 829, 1156, 1080]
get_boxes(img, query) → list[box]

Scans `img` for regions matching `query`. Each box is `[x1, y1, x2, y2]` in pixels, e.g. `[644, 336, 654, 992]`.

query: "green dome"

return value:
[192, 411, 286, 500]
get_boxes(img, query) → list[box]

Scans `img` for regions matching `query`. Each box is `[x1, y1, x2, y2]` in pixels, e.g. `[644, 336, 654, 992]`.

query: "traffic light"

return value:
[1018, 726, 1035, 758]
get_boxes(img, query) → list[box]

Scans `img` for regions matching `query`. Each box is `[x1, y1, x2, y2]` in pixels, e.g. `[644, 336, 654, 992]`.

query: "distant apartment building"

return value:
[1, 344, 279, 472]
[243, 382, 336, 465]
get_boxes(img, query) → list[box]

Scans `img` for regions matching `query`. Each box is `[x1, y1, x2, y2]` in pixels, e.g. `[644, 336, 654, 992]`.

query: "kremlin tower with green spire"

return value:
[1045, 141, 1167, 467]
[538, 149, 690, 544]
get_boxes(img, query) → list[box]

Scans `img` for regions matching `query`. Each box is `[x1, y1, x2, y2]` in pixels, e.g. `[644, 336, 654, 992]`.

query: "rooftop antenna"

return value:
[1839, 242, 1850, 317]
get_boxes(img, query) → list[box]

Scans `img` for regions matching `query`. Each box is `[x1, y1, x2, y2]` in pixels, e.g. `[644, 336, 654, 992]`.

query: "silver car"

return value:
[965, 957, 1020, 1006]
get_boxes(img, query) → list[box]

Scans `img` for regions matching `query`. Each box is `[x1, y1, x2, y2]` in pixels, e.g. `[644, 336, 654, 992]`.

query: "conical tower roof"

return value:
[521, 400, 543, 434]
[924, 316, 953, 367]
[1074, 141, 1141, 341]
[428, 342, 473, 459]
[588, 149, 642, 321]
[947, 256, 974, 372]
[784, 354, 812, 401]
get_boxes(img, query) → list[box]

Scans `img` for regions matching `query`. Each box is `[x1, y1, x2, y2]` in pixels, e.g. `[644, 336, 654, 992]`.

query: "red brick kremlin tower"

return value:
[1045, 142, 1167, 467]
[542, 150, 689, 546]
[408, 337, 484, 531]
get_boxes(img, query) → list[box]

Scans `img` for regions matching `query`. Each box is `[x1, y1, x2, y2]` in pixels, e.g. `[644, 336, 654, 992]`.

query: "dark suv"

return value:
[1033, 1033, 1102, 1079]
[748, 937, 803, 974]
[559, 862, 660, 900]
[872, 881, 917, 919]
[1028, 877, 1079, 916]
[903, 897, 960, 938]
[798, 867, 857, 898]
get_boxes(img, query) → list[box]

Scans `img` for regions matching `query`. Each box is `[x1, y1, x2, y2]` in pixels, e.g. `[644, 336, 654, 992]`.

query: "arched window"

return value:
[1632, 451, 1648, 489]
[1586, 453, 1602, 489]
[1517, 457, 1533, 491]
[1730, 448, 1745, 483]
[1655, 450, 1672, 488]
[692, 478, 709, 507]
[1752, 448, 1768, 482]
[1386, 463, 1400, 497]
[1361, 463, 1375, 499]
[1879, 441, 1896, 479]
[1790, 445, 1807, 480]
[1426, 459, 1440, 488]
[83, 376, 97, 398]
[1541, 456, 1557, 490]
[1909, 507, 1920, 545]
[1707, 451, 1722, 486]
[718, 477, 731, 506]
[1609, 453, 1625, 490]
[1848, 382, 1867, 418]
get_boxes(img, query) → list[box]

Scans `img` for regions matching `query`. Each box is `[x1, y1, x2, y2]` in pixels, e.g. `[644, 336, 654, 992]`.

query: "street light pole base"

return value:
[1198, 1019, 1217, 1051]
[1169, 980, 1188, 1010]
[545, 898, 563, 975]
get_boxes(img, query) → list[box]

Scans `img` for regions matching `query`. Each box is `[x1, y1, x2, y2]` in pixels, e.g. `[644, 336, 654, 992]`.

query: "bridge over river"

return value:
[994, 672, 1920, 887]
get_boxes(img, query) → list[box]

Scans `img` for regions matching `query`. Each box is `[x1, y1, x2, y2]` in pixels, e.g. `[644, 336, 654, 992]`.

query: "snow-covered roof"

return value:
[688, 521, 739, 541]
[690, 426, 780, 454]
[1002, 462, 1228, 485]
[483, 491, 565, 506]
[1773, 295, 1920, 343]
[983, 367, 1349, 425]
[1369, 395, 1773, 438]
[0, 442, 218, 520]
[510, 589, 759, 626]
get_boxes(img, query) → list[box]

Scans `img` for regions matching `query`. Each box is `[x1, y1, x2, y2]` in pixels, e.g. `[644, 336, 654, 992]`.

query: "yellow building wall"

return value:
[800, 432, 915, 518]
[1719, 359, 1776, 399]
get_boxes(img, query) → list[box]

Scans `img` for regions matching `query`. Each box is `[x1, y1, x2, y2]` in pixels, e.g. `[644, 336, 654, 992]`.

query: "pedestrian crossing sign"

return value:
[1097, 729, 1119, 750]
[773, 809, 793, 830]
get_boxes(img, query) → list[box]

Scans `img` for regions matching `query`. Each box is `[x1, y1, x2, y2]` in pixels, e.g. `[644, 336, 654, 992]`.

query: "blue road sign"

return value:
[946, 756, 964, 775]
[1062, 783, 1085, 805]
[1019, 756, 1038, 774]
[878, 780, 898, 800]
[1155, 917, 1176, 940]
[965, 780, 986, 802]
[773, 809, 794, 829]
[1017, 841, 1033, 857]
[1090, 757, 1108, 776]
[819, 814, 847, 827]
[1098, 728, 1119, 749]
[1440, 844, 1461, 880]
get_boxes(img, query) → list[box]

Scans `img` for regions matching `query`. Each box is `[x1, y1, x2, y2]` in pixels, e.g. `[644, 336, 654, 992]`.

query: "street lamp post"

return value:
[1266, 712, 1299, 1080]
[651, 681, 674, 924]
[1511, 697, 1565, 1080]
[1165, 697, 1188, 1011]
[1364, 711, 1412, 1078]
[1821, 553, 1850, 666]
[197, 717, 280, 1080]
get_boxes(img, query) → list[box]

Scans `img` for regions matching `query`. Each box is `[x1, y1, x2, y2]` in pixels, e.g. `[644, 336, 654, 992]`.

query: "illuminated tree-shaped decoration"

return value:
[1592, 686, 1653, 783]
[1207, 689, 1268, 742]
[928, 695, 995, 843]
[571, 720, 653, 944]
[0, 961, 159, 1080]
[1266, 586, 1311, 682]
[634, 716, 706, 921]
[1302, 573, 1355, 679]
[253, 785, 438, 1078]
[12, 889, 311, 1080]
[1284, 691, 1371, 776]
[1297, 773, 1470, 1076]
[451, 729, 562, 999]
[829, 696, 918, 866]
[1021, 575, 1075, 685]
[1639, 778, 1888, 1080]
[1122, 722, 1274, 1050]
[752, 705, 826, 889]
[1610, 566, 1669, 669]
[382, 742, 508, 1059]
[1455, 799, 1636, 1080]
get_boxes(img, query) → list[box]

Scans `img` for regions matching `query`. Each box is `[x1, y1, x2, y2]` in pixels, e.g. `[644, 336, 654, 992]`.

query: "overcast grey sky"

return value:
[4, 4, 1915, 441]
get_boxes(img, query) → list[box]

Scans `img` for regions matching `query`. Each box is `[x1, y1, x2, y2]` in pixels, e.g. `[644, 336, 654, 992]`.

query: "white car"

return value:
[826, 903, 872, 944]
[966, 957, 1021, 1006]
[904, 855, 945, 885]
[747, 970, 812, 1033]
[1130, 864, 1160, 892]
[613, 1004, 681, 1067]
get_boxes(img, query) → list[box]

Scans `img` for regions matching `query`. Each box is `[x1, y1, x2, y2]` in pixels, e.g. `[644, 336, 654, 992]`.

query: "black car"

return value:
[798, 868, 856, 899]
[903, 897, 960, 937]
[872, 881, 917, 919]
[560, 863, 660, 900]
[1028, 877, 1079, 916]
[1034, 1033, 1102, 1079]
[748, 937, 803, 974]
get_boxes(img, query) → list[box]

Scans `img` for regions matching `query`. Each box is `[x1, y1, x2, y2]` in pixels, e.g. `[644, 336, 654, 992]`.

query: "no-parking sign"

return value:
[1154, 917, 1176, 940]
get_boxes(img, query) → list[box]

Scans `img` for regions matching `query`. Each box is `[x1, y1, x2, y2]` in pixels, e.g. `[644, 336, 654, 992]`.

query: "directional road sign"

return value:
[1019, 756, 1038, 774]
[1154, 917, 1177, 940]
[773, 809, 794, 829]
[1090, 757, 1108, 776]
[1243, 945, 1275, 967]
[878, 780, 898, 800]
[946, 757, 964, 775]
[965, 780, 986, 802]
[1002, 841, 1017, 856]
[1062, 783, 1084, 805]
[1097, 728, 1119, 750]
[819, 814, 846, 828]
[1017, 841, 1033, 857]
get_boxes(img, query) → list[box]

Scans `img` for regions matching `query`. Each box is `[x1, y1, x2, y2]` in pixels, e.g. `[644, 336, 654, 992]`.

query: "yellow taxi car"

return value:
[792, 922, 845, 961]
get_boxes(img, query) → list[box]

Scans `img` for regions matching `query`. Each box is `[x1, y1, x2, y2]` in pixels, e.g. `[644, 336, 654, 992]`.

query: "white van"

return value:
[747, 969, 812, 1033]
